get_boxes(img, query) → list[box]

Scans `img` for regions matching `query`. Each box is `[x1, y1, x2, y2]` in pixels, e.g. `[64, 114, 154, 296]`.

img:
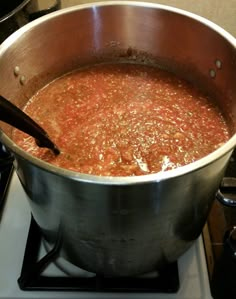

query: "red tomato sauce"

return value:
[13, 63, 230, 176]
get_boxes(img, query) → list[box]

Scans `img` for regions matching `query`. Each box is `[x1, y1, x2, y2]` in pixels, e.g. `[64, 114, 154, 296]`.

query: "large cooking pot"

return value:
[0, 2, 236, 277]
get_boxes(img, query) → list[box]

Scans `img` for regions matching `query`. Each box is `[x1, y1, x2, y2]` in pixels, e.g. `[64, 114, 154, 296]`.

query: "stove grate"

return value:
[18, 216, 179, 293]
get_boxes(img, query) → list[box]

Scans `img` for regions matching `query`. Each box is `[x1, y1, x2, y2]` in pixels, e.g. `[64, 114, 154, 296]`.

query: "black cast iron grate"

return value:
[18, 216, 180, 293]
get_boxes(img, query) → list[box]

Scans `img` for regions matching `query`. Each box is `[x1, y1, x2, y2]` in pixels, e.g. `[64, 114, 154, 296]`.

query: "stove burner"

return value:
[18, 216, 180, 293]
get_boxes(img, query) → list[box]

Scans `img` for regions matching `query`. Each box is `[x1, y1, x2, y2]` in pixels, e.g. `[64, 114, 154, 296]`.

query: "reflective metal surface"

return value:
[0, 2, 235, 276]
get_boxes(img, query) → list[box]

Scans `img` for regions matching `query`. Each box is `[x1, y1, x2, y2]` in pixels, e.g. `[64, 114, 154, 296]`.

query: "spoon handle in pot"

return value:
[0, 95, 60, 155]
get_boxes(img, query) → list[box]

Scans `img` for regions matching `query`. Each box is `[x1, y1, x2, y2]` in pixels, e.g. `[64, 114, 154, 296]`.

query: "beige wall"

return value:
[40, 0, 236, 36]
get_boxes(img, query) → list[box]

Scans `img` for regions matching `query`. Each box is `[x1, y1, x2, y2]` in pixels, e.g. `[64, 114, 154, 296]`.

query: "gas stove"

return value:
[0, 156, 213, 299]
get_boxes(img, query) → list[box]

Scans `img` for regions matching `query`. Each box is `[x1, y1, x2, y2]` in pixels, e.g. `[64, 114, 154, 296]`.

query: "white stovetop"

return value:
[0, 172, 213, 299]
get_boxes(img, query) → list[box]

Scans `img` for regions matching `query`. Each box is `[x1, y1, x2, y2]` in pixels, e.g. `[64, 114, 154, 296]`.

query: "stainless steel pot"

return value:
[0, 2, 236, 277]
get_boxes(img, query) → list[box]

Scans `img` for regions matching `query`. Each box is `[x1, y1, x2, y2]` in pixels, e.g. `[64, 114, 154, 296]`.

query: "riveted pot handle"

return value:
[216, 177, 236, 207]
[29, 0, 61, 21]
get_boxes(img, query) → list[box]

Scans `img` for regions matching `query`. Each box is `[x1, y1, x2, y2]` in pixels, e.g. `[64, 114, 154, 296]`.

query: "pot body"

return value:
[14, 153, 231, 276]
[0, 2, 236, 276]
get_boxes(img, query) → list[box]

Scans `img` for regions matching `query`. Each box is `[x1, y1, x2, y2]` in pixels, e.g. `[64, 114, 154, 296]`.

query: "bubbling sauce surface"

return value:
[13, 63, 230, 176]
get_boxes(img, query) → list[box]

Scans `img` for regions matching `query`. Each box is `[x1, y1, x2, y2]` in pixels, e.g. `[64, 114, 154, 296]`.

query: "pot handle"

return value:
[216, 177, 236, 207]
[29, 0, 61, 21]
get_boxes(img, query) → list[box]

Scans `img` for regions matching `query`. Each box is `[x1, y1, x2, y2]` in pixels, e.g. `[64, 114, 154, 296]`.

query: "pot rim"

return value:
[0, 1, 236, 185]
[0, 0, 31, 23]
